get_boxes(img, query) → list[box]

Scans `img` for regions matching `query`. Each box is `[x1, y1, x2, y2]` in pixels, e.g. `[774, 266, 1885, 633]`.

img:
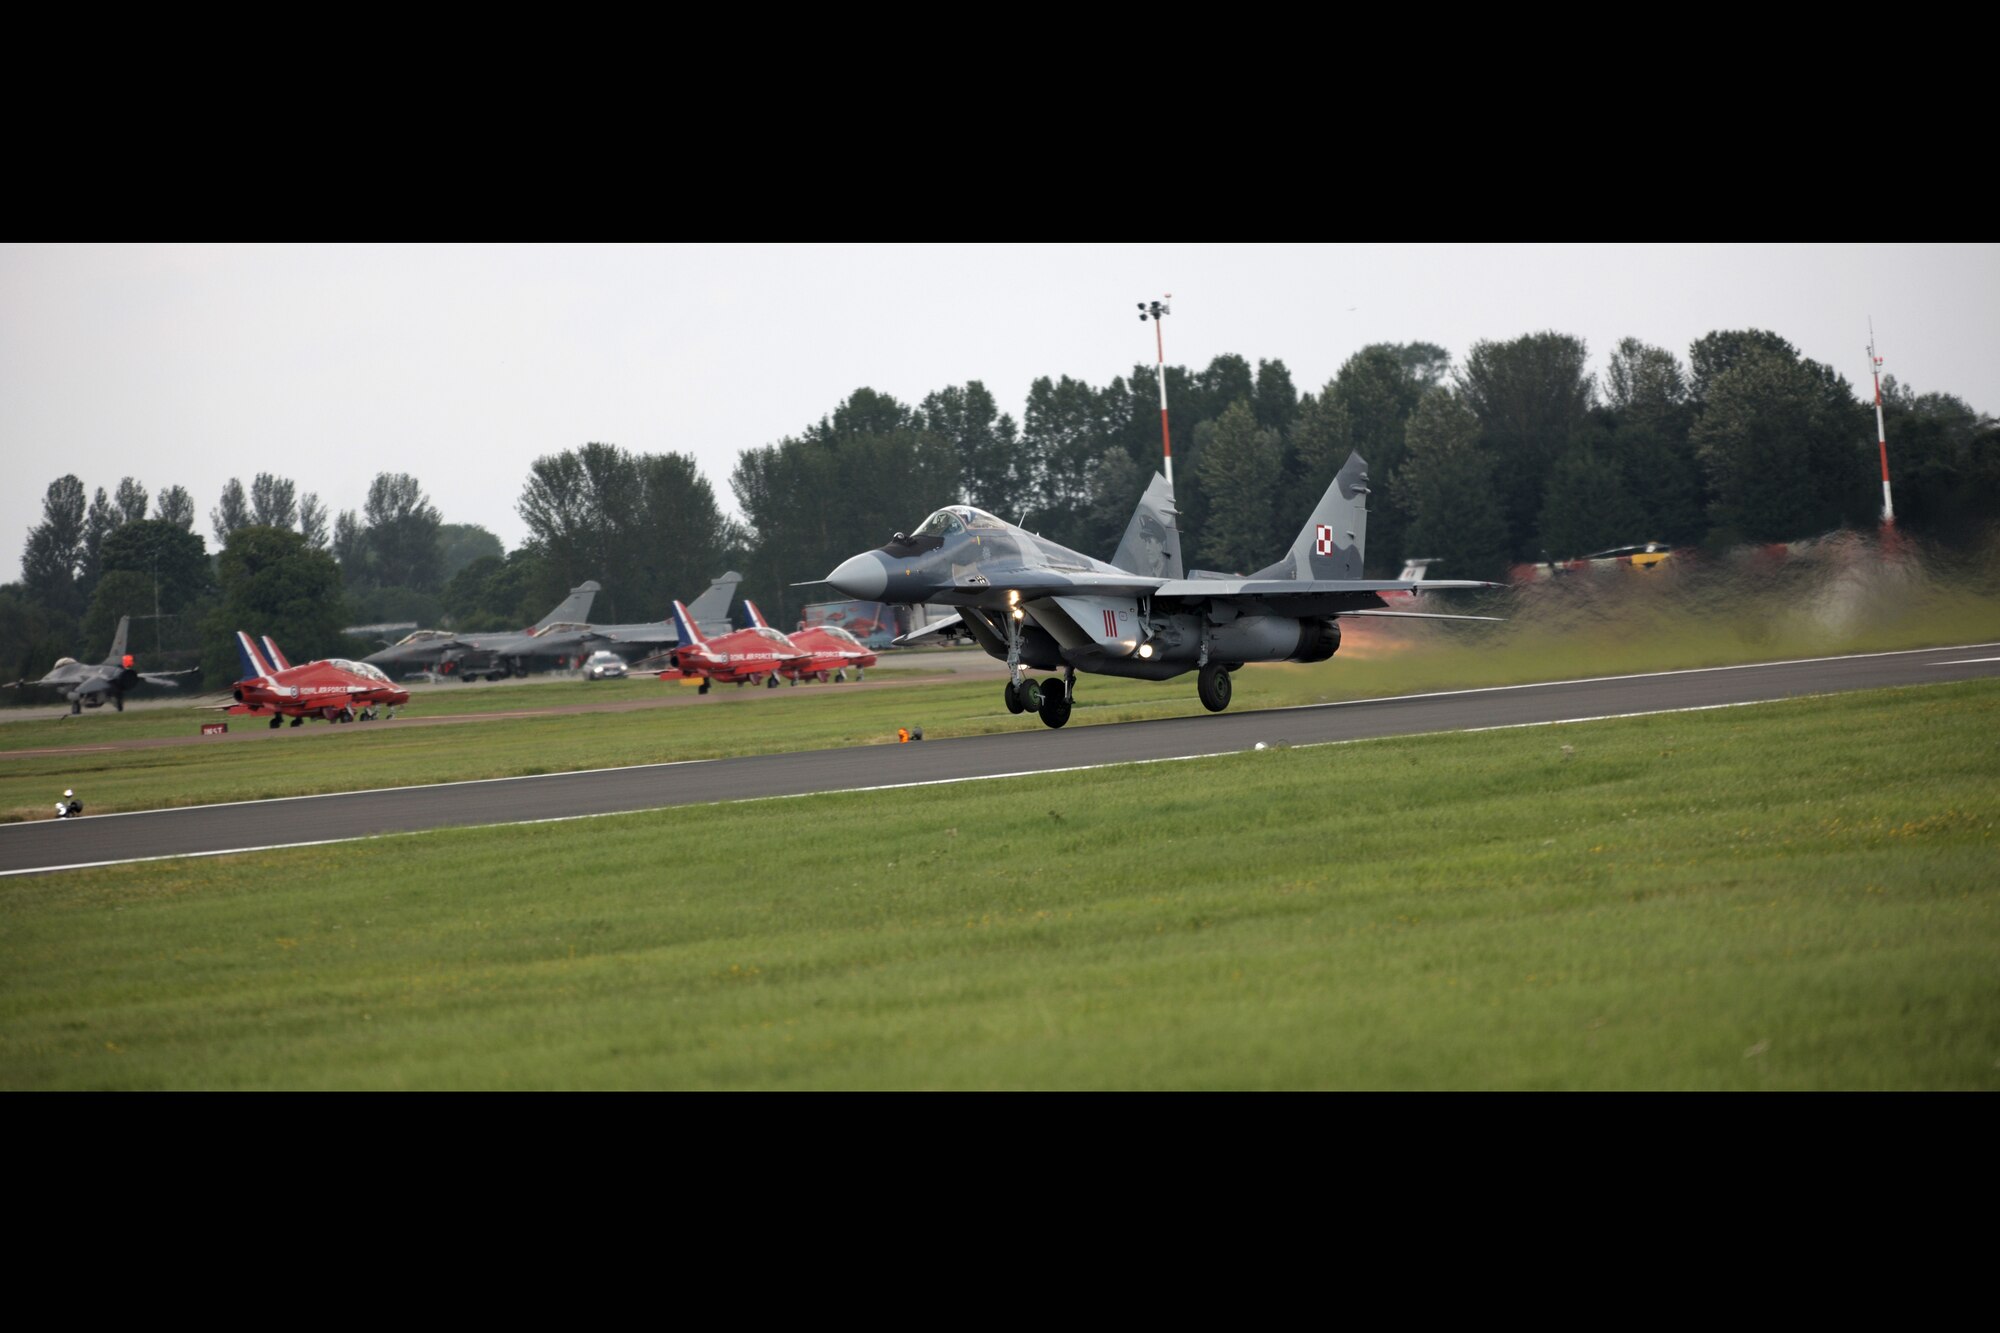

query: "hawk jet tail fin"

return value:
[686, 572, 743, 631]
[260, 636, 293, 672]
[532, 582, 600, 633]
[1252, 451, 1370, 581]
[742, 599, 770, 631]
[103, 616, 131, 666]
[1111, 472, 1184, 579]
[235, 631, 276, 681]
[670, 600, 707, 648]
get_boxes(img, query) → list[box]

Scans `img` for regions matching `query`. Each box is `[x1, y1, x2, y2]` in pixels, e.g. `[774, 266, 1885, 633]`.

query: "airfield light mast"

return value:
[1138, 297, 1173, 487]
[1868, 321, 1896, 527]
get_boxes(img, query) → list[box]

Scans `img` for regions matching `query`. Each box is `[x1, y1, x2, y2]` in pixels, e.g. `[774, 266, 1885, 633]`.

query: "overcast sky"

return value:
[5, 242, 1995, 583]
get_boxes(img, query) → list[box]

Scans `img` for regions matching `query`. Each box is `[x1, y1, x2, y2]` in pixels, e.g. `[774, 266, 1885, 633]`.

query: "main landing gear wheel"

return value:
[269, 715, 282, 729]
[1197, 663, 1233, 713]
[1003, 680, 1024, 714]
[114, 695, 124, 712]
[698, 680, 710, 695]
[765, 674, 780, 689]
[1037, 677, 1072, 728]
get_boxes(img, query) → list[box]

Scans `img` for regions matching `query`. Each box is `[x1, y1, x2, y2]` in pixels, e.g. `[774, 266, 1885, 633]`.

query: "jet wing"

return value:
[1153, 577, 1495, 598]
[934, 567, 1167, 605]
[1148, 576, 1498, 616]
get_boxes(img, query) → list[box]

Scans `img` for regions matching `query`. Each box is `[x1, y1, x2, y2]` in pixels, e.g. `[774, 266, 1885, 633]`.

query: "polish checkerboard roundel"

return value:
[1315, 524, 1333, 555]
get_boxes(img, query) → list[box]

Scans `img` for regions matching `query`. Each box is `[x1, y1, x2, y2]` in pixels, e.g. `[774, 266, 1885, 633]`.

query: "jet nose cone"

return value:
[828, 553, 888, 600]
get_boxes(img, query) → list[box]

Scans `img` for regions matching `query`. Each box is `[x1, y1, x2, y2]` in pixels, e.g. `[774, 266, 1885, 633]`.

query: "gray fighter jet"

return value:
[480, 572, 745, 671]
[823, 453, 1497, 727]
[7, 616, 195, 715]
[364, 581, 602, 681]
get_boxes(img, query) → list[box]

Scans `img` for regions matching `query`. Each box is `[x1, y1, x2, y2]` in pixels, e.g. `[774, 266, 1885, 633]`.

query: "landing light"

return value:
[1006, 589, 1019, 606]
[1011, 607, 1024, 622]
[1137, 642, 1154, 659]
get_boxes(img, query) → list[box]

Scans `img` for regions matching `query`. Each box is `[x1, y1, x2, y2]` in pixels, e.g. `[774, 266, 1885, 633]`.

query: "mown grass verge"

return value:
[3, 679, 1994, 1089]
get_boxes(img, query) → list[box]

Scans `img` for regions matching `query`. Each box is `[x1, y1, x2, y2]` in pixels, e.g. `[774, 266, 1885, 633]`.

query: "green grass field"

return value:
[4, 678, 1995, 1089]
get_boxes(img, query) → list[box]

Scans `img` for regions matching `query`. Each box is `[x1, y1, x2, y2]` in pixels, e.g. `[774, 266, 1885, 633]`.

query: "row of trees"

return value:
[717, 330, 1995, 619]
[10, 325, 1997, 688]
[5, 468, 506, 687]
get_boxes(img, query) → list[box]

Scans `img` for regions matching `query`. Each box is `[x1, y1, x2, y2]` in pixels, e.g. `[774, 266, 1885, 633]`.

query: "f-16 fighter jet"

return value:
[743, 600, 877, 683]
[823, 453, 1496, 728]
[6, 616, 194, 715]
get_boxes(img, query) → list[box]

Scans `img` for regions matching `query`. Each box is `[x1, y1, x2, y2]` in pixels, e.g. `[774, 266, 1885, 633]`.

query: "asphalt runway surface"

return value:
[5, 643, 1996, 877]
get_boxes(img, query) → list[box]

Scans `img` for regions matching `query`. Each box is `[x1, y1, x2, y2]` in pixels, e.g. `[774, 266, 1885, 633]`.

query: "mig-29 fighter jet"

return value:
[823, 453, 1496, 728]
[5, 616, 195, 715]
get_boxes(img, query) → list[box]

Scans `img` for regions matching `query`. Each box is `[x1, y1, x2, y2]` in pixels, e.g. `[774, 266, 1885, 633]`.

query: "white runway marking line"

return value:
[1935, 656, 2000, 665]
[1270, 640, 2000, 717]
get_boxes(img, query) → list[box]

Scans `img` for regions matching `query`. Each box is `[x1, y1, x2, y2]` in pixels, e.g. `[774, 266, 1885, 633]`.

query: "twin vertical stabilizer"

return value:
[1111, 472, 1184, 579]
[1250, 452, 1369, 581]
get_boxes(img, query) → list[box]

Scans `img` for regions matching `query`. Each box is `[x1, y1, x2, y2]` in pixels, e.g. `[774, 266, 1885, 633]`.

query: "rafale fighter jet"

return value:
[6, 616, 194, 715]
[824, 453, 1496, 727]
[364, 582, 602, 680]
[487, 572, 745, 672]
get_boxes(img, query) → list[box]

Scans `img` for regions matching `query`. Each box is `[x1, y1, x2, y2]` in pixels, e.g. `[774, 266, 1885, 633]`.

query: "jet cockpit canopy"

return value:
[914, 507, 1007, 538]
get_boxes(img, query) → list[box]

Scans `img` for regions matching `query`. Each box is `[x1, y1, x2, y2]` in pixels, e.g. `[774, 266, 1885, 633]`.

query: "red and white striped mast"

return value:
[1869, 320, 1896, 527]
[1138, 296, 1173, 487]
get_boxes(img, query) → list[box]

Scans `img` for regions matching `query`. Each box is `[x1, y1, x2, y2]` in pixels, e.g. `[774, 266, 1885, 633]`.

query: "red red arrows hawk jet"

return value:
[229, 632, 410, 728]
[664, 601, 808, 695]
[744, 601, 877, 683]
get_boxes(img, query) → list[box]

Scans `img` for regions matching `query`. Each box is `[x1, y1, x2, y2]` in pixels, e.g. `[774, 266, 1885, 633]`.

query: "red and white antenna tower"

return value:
[1138, 296, 1173, 487]
[1868, 321, 1896, 527]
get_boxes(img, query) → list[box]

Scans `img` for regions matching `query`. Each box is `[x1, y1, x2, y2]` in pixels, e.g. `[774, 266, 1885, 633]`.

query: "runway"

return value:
[5, 643, 1996, 877]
